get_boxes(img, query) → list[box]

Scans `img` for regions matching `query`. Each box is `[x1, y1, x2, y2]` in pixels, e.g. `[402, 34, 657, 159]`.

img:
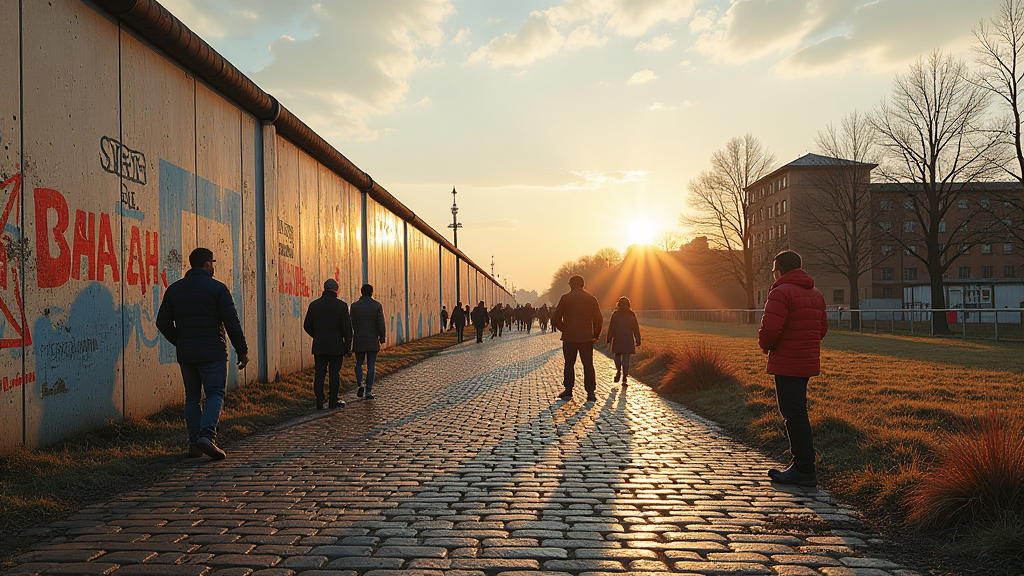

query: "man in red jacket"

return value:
[758, 251, 828, 486]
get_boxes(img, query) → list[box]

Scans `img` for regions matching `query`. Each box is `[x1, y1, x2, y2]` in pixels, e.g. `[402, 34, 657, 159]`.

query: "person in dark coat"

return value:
[489, 303, 504, 339]
[350, 283, 387, 399]
[758, 251, 828, 487]
[537, 304, 550, 331]
[471, 301, 489, 343]
[303, 278, 352, 409]
[606, 296, 641, 386]
[450, 301, 467, 343]
[524, 303, 535, 334]
[157, 247, 248, 460]
[441, 305, 449, 332]
[552, 275, 603, 402]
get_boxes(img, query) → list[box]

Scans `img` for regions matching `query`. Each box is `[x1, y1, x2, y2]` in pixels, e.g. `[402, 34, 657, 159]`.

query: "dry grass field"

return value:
[615, 318, 1024, 570]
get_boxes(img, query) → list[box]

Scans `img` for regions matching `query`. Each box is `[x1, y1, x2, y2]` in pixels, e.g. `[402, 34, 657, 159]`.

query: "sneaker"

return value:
[557, 390, 573, 400]
[328, 401, 345, 409]
[187, 443, 202, 458]
[365, 392, 375, 400]
[357, 386, 365, 398]
[196, 436, 226, 460]
[614, 371, 621, 383]
[768, 466, 817, 487]
[586, 394, 597, 402]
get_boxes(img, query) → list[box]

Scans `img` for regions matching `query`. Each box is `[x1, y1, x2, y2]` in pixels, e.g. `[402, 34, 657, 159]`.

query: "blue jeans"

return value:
[180, 361, 227, 443]
[354, 351, 378, 393]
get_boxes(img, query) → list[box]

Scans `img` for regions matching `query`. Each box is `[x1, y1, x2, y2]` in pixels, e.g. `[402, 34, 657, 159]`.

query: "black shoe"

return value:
[614, 371, 621, 383]
[196, 437, 226, 460]
[586, 394, 597, 402]
[187, 443, 202, 458]
[768, 466, 817, 487]
[557, 390, 573, 400]
[365, 392, 375, 400]
[316, 400, 324, 410]
[328, 401, 345, 409]
[357, 386, 365, 398]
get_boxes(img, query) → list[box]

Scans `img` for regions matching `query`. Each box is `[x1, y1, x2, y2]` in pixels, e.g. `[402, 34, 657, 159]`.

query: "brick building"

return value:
[744, 154, 1024, 310]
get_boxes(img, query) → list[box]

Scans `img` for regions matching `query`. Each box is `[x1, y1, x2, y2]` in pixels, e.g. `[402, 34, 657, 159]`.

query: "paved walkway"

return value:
[7, 331, 919, 576]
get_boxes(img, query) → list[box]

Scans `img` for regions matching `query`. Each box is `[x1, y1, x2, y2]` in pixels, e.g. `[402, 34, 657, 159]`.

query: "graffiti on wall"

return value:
[0, 174, 30, 351]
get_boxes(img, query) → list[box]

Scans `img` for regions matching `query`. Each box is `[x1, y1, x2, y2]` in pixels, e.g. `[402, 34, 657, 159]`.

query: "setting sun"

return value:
[626, 218, 657, 246]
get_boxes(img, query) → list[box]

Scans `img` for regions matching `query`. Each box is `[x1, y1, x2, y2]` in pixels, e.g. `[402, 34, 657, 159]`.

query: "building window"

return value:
[881, 199, 893, 211]
[883, 287, 895, 297]
[959, 243, 970, 255]
[1005, 200, 1014, 207]
[960, 221, 969, 231]
[833, 289, 845, 304]
[882, 245, 893, 255]
[904, 199, 914, 210]
[958, 199, 969, 209]
[982, 243, 992, 254]
[981, 265, 994, 279]
[1005, 265, 1017, 278]
[904, 267, 918, 280]
[769, 228, 775, 240]
[782, 199, 787, 213]
[881, 267, 895, 280]
[981, 198, 991, 209]
[880, 221, 892, 231]
[781, 223, 787, 236]
[1004, 219, 1014, 227]
[1005, 243, 1014, 254]
[959, 265, 972, 279]
[904, 221, 916, 233]
[904, 244, 917, 255]
[774, 202, 779, 216]
[938, 220, 946, 233]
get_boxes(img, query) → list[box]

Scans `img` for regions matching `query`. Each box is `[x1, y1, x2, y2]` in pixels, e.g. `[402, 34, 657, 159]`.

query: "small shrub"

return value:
[907, 409, 1024, 528]
[965, 511, 1024, 571]
[658, 342, 736, 395]
[632, 349, 679, 381]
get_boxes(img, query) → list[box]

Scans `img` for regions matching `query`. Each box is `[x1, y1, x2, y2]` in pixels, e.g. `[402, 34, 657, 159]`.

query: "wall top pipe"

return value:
[92, 0, 510, 297]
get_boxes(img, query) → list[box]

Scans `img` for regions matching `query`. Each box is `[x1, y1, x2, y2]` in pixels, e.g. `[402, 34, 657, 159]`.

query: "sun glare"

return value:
[626, 218, 656, 246]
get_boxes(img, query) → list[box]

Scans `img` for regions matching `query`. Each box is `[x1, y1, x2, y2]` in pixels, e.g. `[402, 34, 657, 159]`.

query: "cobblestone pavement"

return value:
[6, 331, 921, 576]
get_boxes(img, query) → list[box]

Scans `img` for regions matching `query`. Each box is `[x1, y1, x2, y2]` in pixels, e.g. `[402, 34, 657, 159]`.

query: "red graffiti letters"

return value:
[278, 261, 310, 297]
[35, 188, 71, 288]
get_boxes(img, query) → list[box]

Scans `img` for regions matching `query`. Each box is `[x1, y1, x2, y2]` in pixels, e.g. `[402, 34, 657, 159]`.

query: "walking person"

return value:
[303, 278, 352, 410]
[450, 301, 466, 343]
[441, 305, 449, 332]
[489, 303, 504, 339]
[157, 247, 248, 460]
[758, 251, 828, 487]
[606, 296, 641, 386]
[552, 275, 603, 402]
[350, 283, 387, 400]
[471, 301, 489, 343]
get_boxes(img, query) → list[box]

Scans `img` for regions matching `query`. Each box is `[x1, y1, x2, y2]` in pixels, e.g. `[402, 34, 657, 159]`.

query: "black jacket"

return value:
[350, 295, 387, 352]
[552, 287, 603, 343]
[156, 268, 247, 364]
[471, 304, 489, 327]
[450, 306, 466, 327]
[303, 291, 352, 356]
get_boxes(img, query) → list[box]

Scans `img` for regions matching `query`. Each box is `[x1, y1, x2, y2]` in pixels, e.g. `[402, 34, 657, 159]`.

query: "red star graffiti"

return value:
[0, 173, 30, 349]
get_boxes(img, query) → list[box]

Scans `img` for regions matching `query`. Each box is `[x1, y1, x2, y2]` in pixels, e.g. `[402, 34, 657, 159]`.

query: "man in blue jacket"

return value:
[157, 248, 248, 460]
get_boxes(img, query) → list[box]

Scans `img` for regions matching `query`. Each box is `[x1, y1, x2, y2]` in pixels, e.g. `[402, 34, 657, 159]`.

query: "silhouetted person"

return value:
[450, 301, 466, 343]
[351, 283, 386, 400]
[441, 305, 449, 332]
[759, 250, 827, 487]
[537, 304, 550, 331]
[303, 278, 352, 409]
[490, 303, 504, 339]
[471, 301, 489, 343]
[607, 296, 641, 386]
[157, 247, 248, 460]
[524, 303, 535, 334]
[552, 275, 603, 402]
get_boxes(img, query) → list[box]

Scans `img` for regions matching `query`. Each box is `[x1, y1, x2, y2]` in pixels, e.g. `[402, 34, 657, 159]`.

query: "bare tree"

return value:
[653, 230, 684, 252]
[682, 134, 776, 313]
[594, 247, 623, 267]
[975, 0, 1024, 252]
[871, 50, 1002, 333]
[796, 111, 879, 328]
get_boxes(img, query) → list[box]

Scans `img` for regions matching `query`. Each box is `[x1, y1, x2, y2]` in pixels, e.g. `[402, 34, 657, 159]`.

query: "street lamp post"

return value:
[448, 187, 462, 248]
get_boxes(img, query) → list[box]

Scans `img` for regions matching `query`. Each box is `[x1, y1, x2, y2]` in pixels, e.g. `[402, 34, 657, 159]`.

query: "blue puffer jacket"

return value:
[156, 268, 248, 364]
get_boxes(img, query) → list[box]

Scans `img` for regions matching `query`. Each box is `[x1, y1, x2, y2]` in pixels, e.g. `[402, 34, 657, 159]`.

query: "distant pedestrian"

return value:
[606, 296, 641, 386]
[552, 275, 603, 402]
[489, 303, 504, 338]
[303, 278, 352, 410]
[157, 247, 248, 460]
[350, 283, 387, 400]
[441, 305, 449, 332]
[450, 301, 466, 343]
[537, 304, 550, 331]
[471, 301, 489, 343]
[758, 251, 827, 487]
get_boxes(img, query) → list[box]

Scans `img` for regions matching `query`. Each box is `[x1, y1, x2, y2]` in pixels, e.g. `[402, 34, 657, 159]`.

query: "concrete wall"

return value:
[0, 0, 511, 453]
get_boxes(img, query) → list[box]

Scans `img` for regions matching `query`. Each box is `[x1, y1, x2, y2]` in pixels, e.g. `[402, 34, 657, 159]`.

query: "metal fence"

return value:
[634, 308, 1024, 342]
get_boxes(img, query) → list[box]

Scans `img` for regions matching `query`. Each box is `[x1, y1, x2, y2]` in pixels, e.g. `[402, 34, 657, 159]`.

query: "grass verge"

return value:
[608, 319, 1024, 574]
[0, 330, 459, 566]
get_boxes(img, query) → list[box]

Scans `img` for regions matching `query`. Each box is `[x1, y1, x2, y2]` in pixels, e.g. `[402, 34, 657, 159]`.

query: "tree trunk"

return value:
[848, 273, 860, 330]
[929, 272, 949, 334]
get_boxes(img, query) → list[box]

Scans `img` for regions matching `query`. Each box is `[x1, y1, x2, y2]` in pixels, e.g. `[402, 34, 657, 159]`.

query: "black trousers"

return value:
[314, 354, 344, 404]
[455, 324, 465, 342]
[775, 375, 816, 473]
[563, 341, 596, 394]
[475, 325, 485, 343]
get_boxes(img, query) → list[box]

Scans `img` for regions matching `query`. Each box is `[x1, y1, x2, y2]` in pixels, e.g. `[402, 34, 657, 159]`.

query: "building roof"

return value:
[785, 153, 876, 167]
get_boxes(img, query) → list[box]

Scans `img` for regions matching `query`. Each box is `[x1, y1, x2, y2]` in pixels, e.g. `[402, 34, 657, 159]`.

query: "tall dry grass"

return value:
[658, 342, 737, 395]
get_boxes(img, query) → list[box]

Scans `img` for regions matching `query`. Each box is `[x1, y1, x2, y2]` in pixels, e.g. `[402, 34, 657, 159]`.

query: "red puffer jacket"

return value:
[758, 269, 828, 377]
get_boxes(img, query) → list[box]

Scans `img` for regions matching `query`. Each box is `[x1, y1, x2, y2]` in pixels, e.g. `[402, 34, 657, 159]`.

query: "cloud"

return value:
[695, 0, 1000, 75]
[469, 11, 564, 68]
[649, 102, 674, 111]
[562, 170, 650, 189]
[452, 27, 471, 44]
[635, 34, 676, 52]
[627, 69, 658, 85]
[566, 25, 608, 51]
[414, 96, 432, 107]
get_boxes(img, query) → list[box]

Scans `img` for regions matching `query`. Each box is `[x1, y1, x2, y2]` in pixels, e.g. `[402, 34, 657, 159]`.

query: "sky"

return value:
[163, 0, 999, 294]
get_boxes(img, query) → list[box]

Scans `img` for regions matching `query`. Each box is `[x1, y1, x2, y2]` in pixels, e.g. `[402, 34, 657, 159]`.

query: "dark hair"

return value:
[189, 247, 214, 269]
[774, 251, 802, 274]
[617, 296, 631, 310]
[456, 301, 462, 307]
[360, 283, 374, 296]
[569, 275, 585, 288]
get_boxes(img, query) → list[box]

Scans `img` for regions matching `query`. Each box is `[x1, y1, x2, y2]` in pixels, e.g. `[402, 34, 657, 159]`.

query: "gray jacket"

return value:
[350, 295, 387, 352]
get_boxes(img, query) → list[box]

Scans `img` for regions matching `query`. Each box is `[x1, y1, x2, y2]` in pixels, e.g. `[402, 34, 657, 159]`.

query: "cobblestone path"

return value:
[6, 332, 919, 576]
